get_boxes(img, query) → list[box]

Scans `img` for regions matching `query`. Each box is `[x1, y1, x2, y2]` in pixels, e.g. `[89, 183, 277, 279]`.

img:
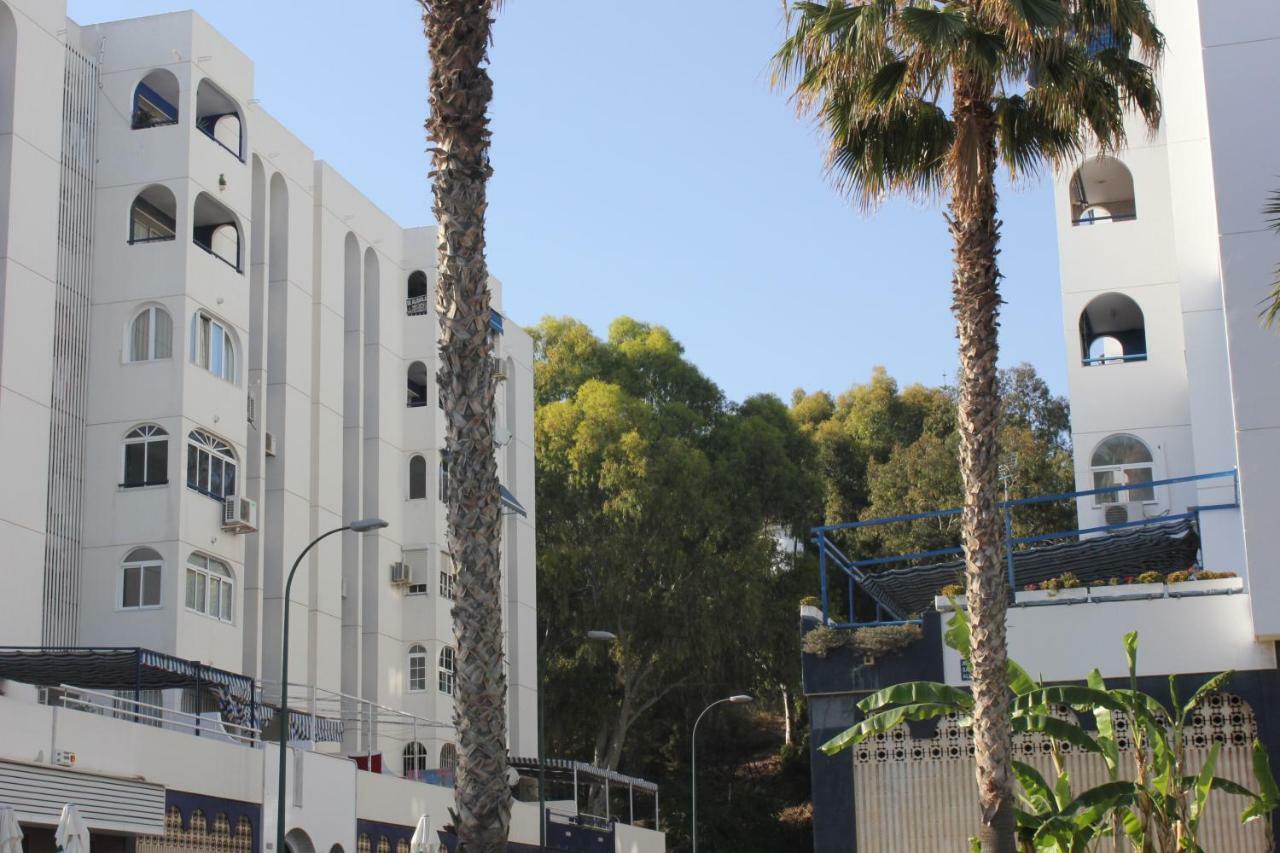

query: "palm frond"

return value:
[1263, 188, 1280, 328]
[826, 97, 954, 207]
[994, 94, 1082, 179]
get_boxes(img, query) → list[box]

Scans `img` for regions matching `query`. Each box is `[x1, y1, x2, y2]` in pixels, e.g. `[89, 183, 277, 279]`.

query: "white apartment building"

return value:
[0, 4, 671, 853]
[803, 4, 1280, 852]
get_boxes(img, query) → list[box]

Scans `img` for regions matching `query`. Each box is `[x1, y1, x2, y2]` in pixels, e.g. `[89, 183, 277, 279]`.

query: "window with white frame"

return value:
[403, 742, 428, 777]
[123, 424, 168, 488]
[438, 646, 455, 695]
[121, 547, 163, 609]
[187, 430, 237, 500]
[1091, 434, 1155, 505]
[408, 643, 428, 692]
[438, 450, 450, 502]
[185, 553, 233, 622]
[191, 313, 237, 382]
[128, 305, 173, 362]
[439, 565, 455, 601]
[439, 743, 458, 771]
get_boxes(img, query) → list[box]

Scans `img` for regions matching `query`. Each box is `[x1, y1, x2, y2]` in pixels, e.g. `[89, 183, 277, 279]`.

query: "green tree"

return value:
[534, 317, 819, 779]
[419, 0, 508, 847]
[774, 4, 1162, 846]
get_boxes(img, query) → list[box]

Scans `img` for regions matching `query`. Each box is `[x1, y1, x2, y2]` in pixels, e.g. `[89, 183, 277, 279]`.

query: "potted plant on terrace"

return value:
[1090, 570, 1167, 601]
[1165, 569, 1242, 597]
[1016, 572, 1088, 605]
[934, 583, 965, 612]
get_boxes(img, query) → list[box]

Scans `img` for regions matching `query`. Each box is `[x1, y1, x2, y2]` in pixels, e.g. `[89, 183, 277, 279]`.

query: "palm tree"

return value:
[419, 1, 509, 849]
[774, 2, 1162, 849]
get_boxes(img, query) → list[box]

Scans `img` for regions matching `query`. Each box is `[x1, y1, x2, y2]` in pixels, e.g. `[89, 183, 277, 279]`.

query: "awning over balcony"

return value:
[859, 517, 1200, 618]
[0, 646, 254, 701]
[501, 485, 527, 518]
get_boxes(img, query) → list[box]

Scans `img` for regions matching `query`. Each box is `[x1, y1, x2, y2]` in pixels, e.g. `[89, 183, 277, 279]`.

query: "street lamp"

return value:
[538, 629, 617, 847]
[275, 517, 387, 853]
[691, 694, 752, 853]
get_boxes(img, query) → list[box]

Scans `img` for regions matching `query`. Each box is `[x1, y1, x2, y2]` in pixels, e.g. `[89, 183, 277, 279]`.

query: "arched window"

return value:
[438, 450, 450, 502]
[123, 424, 169, 488]
[439, 743, 458, 771]
[128, 305, 173, 362]
[377, 839, 390, 853]
[195, 79, 244, 159]
[191, 312, 237, 382]
[132, 69, 179, 129]
[403, 741, 428, 777]
[187, 430, 237, 499]
[186, 553, 233, 622]
[357, 836, 372, 853]
[408, 455, 427, 500]
[121, 547, 163, 609]
[407, 361, 428, 408]
[1070, 156, 1136, 225]
[1091, 434, 1155, 505]
[438, 646, 456, 695]
[408, 643, 427, 692]
[193, 193, 242, 271]
[407, 270, 429, 315]
[130, 185, 177, 244]
[1080, 293, 1146, 366]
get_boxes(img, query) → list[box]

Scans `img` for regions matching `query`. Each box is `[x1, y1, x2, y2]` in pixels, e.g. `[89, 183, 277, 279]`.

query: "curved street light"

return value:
[276, 518, 388, 853]
[691, 694, 753, 853]
[538, 629, 617, 846]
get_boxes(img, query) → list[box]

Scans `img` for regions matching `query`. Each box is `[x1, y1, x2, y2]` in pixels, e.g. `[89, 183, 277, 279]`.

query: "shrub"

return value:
[1024, 582, 1040, 592]
[938, 583, 964, 598]
[1058, 572, 1082, 589]
[1197, 570, 1237, 581]
[1165, 570, 1191, 584]
[801, 623, 923, 659]
[1107, 577, 1121, 586]
[799, 595, 821, 608]
[1136, 570, 1164, 584]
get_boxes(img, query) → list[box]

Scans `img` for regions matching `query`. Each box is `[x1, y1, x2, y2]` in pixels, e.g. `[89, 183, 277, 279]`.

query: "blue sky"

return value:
[70, 0, 1068, 403]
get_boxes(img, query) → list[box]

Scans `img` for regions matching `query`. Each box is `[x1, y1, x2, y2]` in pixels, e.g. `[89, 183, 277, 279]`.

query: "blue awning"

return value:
[500, 485, 526, 518]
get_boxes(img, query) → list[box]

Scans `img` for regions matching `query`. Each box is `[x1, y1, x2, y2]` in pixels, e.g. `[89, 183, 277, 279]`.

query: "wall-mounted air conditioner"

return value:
[264, 431, 278, 457]
[222, 496, 258, 533]
[390, 561, 412, 585]
[1101, 501, 1147, 527]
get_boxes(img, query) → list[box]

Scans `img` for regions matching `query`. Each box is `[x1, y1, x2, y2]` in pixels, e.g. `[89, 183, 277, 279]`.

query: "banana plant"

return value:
[819, 610, 1263, 852]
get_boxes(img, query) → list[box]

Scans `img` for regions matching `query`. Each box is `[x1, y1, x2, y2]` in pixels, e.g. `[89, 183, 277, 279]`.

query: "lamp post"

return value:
[275, 517, 387, 853]
[538, 629, 617, 847]
[691, 694, 752, 853]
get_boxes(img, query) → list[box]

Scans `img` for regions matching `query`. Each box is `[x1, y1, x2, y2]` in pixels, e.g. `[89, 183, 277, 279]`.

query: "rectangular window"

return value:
[142, 565, 162, 607]
[124, 442, 147, 487]
[130, 311, 150, 362]
[1125, 468, 1155, 502]
[409, 658, 426, 692]
[123, 566, 141, 607]
[147, 440, 168, 485]
[186, 568, 205, 612]
[439, 570, 455, 601]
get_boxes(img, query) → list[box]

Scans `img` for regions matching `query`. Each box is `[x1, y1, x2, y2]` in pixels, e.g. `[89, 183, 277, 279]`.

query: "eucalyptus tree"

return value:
[774, 2, 1163, 847]
[419, 0, 508, 849]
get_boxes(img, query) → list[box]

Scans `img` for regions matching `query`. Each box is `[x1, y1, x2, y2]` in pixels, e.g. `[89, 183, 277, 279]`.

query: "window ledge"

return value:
[183, 606, 234, 625]
[119, 482, 170, 491]
[117, 604, 164, 613]
[187, 484, 230, 502]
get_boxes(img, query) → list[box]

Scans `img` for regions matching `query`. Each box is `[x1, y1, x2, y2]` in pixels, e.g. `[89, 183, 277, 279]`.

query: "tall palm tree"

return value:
[419, 1, 509, 849]
[775, 2, 1161, 849]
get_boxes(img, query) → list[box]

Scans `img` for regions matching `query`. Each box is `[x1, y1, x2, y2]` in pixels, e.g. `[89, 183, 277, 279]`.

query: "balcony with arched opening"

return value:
[192, 193, 242, 272]
[1080, 292, 1146, 366]
[130, 185, 178, 244]
[1070, 156, 1136, 226]
[195, 79, 244, 160]
[132, 69, 179, 130]
[407, 270, 429, 316]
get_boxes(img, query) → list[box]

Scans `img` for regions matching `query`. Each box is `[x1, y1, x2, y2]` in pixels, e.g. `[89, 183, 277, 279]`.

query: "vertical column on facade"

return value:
[359, 246, 384, 750]
[340, 231, 364, 754]
[243, 154, 270, 679]
[0, 3, 66, 646]
[307, 185, 345, 700]
[41, 43, 97, 646]
[261, 172, 316, 706]
[505, 353, 538, 755]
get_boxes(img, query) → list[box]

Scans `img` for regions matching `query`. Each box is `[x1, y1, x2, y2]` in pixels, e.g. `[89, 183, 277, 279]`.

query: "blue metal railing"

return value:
[1072, 212, 1137, 226]
[812, 468, 1239, 628]
[1081, 353, 1147, 366]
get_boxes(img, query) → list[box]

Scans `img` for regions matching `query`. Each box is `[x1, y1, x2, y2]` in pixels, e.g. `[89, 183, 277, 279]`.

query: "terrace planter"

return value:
[1016, 587, 1089, 605]
[934, 595, 967, 612]
[1167, 576, 1243, 596]
[799, 604, 824, 622]
[1088, 582, 1165, 601]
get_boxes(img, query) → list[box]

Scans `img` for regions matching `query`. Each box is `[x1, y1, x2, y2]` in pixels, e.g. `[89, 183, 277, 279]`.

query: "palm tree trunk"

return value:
[421, 2, 508, 850]
[949, 70, 1015, 853]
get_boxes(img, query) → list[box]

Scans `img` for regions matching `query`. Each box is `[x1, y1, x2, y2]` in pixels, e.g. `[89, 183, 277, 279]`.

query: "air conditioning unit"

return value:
[264, 431, 278, 457]
[390, 561, 412, 585]
[1102, 501, 1147, 527]
[222, 496, 258, 533]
